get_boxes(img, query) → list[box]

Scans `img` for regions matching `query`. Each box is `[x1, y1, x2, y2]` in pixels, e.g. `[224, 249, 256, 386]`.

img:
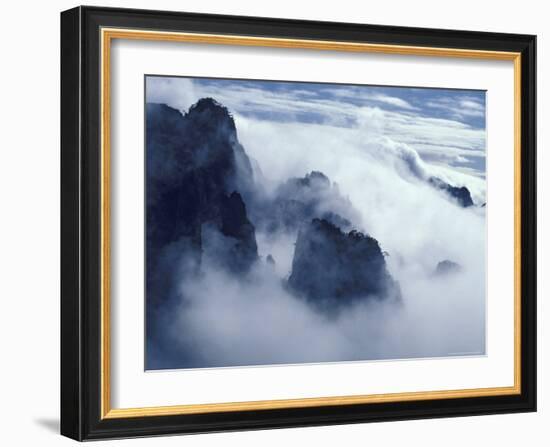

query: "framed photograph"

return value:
[60, 6, 536, 441]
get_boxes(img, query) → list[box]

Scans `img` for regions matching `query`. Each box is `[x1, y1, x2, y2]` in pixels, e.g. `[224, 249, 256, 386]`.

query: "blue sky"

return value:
[195, 78, 486, 128]
[146, 76, 486, 178]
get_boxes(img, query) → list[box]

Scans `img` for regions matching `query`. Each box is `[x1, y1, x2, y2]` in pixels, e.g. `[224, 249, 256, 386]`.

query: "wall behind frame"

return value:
[0, 0, 545, 446]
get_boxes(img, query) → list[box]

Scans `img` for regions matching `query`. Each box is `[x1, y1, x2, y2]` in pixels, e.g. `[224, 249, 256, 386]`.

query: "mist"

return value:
[145, 78, 486, 369]
[165, 234, 484, 367]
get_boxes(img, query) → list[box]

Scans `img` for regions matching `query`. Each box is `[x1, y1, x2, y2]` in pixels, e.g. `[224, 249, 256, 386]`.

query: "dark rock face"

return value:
[256, 171, 358, 234]
[217, 192, 258, 273]
[428, 176, 474, 208]
[146, 97, 408, 368]
[434, 260, 462, 276]
[146, 99, 258, 308]
[288, 219, 401, 312]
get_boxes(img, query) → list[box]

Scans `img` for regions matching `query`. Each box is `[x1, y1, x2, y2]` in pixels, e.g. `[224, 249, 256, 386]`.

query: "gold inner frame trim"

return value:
[100, 27, 522, 419]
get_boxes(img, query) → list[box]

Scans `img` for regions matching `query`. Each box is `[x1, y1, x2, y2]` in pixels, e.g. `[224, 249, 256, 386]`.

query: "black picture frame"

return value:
[61, 5, 536, 441]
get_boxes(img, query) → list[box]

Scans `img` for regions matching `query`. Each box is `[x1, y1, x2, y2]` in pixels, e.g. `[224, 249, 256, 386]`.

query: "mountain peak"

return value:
[191, 96, 224, 110]
[183, 97, 237, 139]
[434, 259, 462, 276]
[299, 171, 330, 188]
[187, 96, 232, 117]
[428, 176, 474, 208]
[288, 218, 401, 312]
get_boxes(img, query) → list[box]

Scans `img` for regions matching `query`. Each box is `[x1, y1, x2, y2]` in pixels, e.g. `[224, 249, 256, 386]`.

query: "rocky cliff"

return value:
[146, 98, 259, 308]
[288, 218, 401, 312]
[428, 176, 474, 207]
[147, 98, 405, 316]
[256, 171, 358, 234]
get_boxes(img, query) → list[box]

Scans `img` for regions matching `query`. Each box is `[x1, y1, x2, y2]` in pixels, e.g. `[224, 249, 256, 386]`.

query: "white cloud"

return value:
[172, 258, 485, 366]
[368, 93, 418, 110]
[322, 87, 419, 110]
[426, 95, 486, 119]
[146, 77, 197, 112]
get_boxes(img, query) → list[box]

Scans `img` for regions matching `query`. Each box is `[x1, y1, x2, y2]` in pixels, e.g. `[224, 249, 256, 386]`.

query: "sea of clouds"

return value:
[147, 77, 486, 369]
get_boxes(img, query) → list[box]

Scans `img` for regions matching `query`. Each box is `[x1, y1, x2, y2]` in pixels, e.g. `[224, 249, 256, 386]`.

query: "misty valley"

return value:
[146, 81, 486, 370]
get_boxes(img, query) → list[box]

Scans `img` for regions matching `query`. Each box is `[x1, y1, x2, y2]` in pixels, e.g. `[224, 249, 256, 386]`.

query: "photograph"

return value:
[56, 4, 537, 441]
[145, 75, 487, 370]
